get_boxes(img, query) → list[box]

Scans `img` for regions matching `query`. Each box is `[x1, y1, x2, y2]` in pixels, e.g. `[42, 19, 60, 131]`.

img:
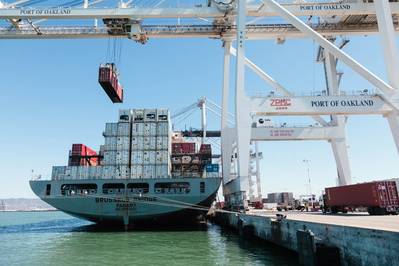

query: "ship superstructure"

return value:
[30, 109, 221, 227]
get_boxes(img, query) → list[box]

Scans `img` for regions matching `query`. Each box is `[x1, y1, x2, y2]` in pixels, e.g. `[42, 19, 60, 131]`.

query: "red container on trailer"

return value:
[324, 181, 399, 212]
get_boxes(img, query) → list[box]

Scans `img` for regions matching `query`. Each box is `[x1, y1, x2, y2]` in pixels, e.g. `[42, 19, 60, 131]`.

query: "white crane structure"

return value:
[1, 0, 399, 210]
[172, 96, 264, 202]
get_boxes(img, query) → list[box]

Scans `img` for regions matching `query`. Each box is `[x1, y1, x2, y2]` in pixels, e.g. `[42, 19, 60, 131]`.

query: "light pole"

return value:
[302, 159, 313, 209]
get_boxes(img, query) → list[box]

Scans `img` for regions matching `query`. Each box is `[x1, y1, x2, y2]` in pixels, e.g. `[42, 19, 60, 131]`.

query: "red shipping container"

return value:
[98, 64, 123, 103]
[172, 142, 196, 154]
[199, 144, 212, 154]
[325, 181, 399, 210]
[69, 144, 99, 166]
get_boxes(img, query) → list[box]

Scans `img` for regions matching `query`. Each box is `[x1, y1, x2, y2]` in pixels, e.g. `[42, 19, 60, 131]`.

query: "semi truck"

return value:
[323, 181, 399, 215]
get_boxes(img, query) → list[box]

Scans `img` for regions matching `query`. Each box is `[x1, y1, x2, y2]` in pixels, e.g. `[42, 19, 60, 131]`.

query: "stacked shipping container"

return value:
[102, 108, 171, 179]
[102, 112, 131, 179]
[171, 142, 217, 178]
[52, 166, 103, 180]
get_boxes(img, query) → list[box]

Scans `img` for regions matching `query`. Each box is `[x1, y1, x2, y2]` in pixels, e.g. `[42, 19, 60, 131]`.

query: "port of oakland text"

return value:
[20, 8, 71, 15]
[299, 4, 351, 11]
[311, 99, 374, 108]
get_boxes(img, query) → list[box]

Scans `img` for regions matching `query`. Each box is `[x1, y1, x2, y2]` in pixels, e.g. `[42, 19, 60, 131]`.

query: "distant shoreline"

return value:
[0, 209, 57, 212]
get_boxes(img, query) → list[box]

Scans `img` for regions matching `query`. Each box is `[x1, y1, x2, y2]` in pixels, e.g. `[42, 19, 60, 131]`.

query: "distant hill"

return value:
[0, 198, 55, 211]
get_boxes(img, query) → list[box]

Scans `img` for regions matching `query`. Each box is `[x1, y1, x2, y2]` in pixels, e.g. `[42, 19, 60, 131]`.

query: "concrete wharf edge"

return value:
[213, 211, 399, 266]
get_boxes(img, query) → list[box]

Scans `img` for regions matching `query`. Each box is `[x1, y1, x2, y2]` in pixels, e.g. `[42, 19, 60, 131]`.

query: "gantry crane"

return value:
[1, 0, 399, 210]
[172, 96, 263, 202]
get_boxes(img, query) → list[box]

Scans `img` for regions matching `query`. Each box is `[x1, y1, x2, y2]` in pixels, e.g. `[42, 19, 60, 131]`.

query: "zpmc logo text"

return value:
[270, 99, 291, 107]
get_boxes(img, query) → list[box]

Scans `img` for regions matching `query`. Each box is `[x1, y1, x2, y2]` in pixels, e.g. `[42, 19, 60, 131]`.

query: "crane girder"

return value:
[0, 2, 399, 19]
[0, 2, 399, 39]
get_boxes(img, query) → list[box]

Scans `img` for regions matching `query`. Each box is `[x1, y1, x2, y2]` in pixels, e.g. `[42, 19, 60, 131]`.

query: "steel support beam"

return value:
[375, 0, 399, 154]
[325, 52, 352, 185]
[234, 0, 251, 208]
[221, 40, 233, 185]
[254, 141, 262, 200]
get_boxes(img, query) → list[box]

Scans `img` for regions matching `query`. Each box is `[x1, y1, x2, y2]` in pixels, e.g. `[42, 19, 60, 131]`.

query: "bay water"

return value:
[0, 211, 298, 266]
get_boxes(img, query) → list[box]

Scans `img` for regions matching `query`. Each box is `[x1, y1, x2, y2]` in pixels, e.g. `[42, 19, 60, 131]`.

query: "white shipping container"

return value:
[70, 166, 79, 179]
[157, 109, 169, 122]
[99, 145, 105, 154]
[77, 166, 90, 180]
[131, 165, 143, 179]
[89, 166, 103, 179]
[144, 109, 157, 122]
[156, 150, 169, 164]
[143, 137, 156, 150]
[102, 166, 116, 179]
[131, 136, 144, 150]
[143, 165, 155, 179]
[143, 151, 156, 164]
[132, 123, 144, 136]
[104, 136, 117, 151]
[103, 151, 117, 165]
[157, 122, 170, 136]
[156, 136, 169, 150]
[133, 109, 144, 123]
[118, 123, 131, 136]
[65, 166, 71, 178]
[115, 165, 130, 179]
[51, 166, 66, 180]
[156, 164, 169, 178]
[104, 123, 118, 136]
[119, 109, 131, 122]
[116, 150, 130, 165]
[144, 122, 157, 136]
[117, 137, 130, 150]
[131, 151, 144, 164]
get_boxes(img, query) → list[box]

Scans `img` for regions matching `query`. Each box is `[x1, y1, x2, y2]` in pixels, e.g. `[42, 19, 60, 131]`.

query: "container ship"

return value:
[30, 109, 221, 227]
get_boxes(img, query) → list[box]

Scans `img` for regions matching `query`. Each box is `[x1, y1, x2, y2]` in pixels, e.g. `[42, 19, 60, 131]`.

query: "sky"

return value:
[0, 20, 398, 199]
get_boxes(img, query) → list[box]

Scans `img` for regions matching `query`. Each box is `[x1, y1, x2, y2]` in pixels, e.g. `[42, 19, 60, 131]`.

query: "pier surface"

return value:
[248, 210, 399, 232]
[214, 210, 399, 266]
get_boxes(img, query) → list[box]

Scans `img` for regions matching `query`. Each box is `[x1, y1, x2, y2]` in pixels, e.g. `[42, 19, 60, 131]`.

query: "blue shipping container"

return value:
[206, 164, 219, 172]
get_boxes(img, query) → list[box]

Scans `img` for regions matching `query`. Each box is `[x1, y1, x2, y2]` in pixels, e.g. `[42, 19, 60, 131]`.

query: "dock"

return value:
[213, 210, 399, 266]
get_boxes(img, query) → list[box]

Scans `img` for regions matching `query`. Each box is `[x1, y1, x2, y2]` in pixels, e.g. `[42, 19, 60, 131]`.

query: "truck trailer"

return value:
[323, 181, 399, 215]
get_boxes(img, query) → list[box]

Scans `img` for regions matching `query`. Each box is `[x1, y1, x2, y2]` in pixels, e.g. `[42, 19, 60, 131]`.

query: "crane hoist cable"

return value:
[105, 37, 123, 66]
[174, 108, 197, 127]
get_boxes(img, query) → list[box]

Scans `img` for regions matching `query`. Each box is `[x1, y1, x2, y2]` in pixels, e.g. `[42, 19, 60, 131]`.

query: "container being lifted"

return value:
[98, 63, 123, 103]
[323, 181, 399, 215]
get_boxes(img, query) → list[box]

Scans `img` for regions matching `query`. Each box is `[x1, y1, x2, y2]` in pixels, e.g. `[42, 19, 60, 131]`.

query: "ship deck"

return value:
[247, 209, 399, 232]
